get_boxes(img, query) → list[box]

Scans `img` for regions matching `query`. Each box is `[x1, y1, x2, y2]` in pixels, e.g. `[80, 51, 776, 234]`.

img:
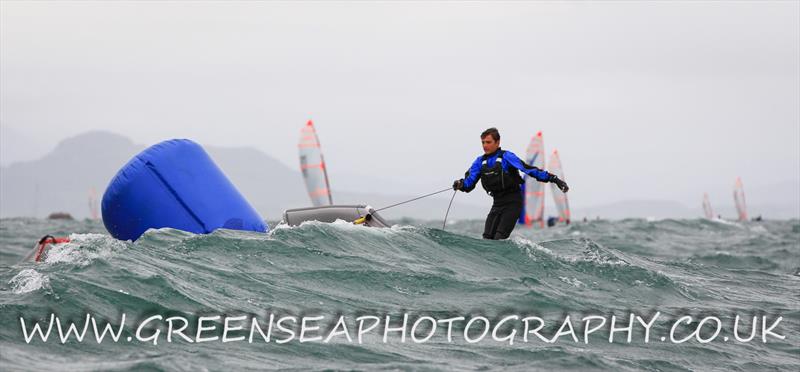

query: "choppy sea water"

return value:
[1, 217, 798, 371]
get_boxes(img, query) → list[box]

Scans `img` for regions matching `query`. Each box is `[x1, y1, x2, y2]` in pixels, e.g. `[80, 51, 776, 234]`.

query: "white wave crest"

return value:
[9, 269, 50, 294]
[42, 233, 126, 266]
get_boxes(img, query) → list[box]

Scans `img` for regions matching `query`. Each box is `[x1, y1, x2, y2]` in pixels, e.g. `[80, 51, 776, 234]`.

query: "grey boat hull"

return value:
[282, 204, 390, 228]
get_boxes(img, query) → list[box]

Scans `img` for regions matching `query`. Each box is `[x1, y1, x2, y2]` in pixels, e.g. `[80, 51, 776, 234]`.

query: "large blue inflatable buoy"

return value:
[101, 139, 268, 241]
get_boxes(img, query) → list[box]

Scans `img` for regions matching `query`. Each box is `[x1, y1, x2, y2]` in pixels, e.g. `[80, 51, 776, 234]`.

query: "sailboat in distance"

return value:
[733, 177, 748, 222]
[521, 131, 546, 227]
[548, 149, 571, 224]
[702, 193, 714, 219]
[88, 187, 99, 220]
[298, 120, 333, 207]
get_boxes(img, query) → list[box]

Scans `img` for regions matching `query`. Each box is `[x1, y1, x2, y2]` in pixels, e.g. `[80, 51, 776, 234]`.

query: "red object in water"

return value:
[33, 235, 70, 262]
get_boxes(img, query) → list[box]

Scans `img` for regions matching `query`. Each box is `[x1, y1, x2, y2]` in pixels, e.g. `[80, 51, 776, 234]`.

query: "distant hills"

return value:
[1, 131, 797, 221]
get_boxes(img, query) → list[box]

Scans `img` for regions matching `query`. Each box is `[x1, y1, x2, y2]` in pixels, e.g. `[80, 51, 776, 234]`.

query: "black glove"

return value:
[549, 175, 569, 193]
[452, 179, 464, 191]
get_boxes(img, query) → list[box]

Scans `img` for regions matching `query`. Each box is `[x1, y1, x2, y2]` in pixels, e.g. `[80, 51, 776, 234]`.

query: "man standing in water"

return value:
[453, 128, 569, 240]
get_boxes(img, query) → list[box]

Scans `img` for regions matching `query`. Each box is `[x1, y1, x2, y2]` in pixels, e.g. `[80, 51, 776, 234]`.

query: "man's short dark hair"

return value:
[481, 127, 500, 141]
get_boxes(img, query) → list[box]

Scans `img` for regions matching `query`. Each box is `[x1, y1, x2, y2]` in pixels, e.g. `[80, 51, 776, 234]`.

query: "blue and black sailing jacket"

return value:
[462, 148, 551, 196]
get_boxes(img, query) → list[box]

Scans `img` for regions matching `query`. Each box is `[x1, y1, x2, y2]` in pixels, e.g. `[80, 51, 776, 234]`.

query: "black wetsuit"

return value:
[459, 148, 552, 240]
[482, 189, 525, 239]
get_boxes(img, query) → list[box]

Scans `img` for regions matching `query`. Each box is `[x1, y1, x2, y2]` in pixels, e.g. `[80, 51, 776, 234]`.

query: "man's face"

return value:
[482, 135, 499, 154]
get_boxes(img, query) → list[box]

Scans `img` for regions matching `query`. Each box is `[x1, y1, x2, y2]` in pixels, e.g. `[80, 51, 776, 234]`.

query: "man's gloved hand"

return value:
[452, 179, 464, 191]
[549, 175, 569, 193]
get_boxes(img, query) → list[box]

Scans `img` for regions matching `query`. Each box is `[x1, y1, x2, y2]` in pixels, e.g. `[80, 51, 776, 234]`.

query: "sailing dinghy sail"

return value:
[299, 120, 333, 207]
[521, 132, 546, 226]
[734, 177, 747, 222]
[548, 149, 571, 224]
[88, 187, 99, 220]
[702, 193, 714, 219]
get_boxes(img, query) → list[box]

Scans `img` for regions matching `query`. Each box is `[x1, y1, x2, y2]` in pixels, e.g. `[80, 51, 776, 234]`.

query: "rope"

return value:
[375, 187, 452, 212]
[442, 190, 457, 230]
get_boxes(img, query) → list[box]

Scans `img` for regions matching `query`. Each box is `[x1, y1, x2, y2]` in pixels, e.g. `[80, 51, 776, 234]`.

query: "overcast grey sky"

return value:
[1, 1, 798, 210]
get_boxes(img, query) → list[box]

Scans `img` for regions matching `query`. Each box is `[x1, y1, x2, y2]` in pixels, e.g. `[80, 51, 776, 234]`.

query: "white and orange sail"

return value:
[702, 193, 714, 219]
[548, 149, 571, 224]
[523, 132, 546, 227]
[298, 120, 333, 206]
[733, 177, 747, 221]
[88, 187, 99, 220]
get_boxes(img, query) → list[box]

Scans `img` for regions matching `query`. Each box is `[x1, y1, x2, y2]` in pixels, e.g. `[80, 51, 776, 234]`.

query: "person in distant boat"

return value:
[453, 127, 569, 240]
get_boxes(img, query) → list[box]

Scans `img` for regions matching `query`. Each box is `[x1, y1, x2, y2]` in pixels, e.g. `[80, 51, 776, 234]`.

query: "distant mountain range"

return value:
[1, 131, 797, 221]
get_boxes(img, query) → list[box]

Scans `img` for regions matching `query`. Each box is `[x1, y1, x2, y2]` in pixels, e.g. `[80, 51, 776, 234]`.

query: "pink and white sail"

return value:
[733, 177, 747, 221]
[702, 193, 714, 219]
[524, 132, 546, 227]
[299, 120, 334, 207]
[548, 149, 571, 224]
[88, 187, 99, 220]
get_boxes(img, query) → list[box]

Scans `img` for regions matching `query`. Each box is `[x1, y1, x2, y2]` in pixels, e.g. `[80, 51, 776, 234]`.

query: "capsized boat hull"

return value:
[282, 204, 390, 228]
